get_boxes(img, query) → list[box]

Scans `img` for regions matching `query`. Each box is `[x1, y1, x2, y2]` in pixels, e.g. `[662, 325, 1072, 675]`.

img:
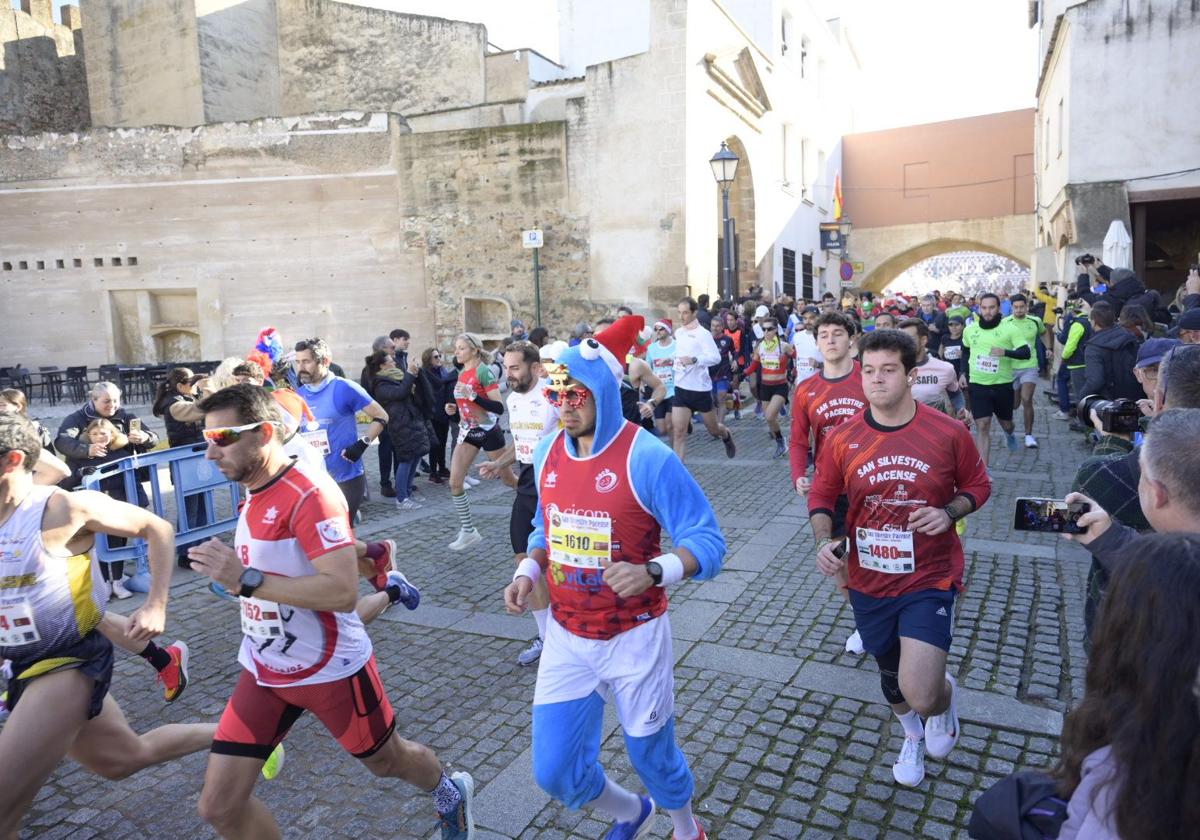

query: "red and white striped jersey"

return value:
[233, 461, 371, 687]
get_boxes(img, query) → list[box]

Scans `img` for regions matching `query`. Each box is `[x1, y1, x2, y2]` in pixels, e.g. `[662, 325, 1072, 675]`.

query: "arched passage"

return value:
[860, 238, 1029, 293]
[716, 136, 757, 296]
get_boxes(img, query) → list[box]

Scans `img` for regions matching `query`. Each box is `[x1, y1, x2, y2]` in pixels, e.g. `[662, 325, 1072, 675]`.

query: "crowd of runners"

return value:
[2, 265, 1200, 839]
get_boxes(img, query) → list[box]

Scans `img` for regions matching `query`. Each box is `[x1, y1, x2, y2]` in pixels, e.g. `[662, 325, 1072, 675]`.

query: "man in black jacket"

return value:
[1079, 301, 1142, 403]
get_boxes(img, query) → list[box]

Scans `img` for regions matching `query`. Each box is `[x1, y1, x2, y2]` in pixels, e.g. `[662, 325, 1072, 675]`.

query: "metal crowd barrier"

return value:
[81, 444, 243, 592]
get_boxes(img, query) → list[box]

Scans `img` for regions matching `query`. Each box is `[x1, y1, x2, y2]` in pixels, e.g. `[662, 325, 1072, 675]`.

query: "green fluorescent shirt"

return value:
[1004, 315, 1042, 371]
[962, 320, 1021, 385]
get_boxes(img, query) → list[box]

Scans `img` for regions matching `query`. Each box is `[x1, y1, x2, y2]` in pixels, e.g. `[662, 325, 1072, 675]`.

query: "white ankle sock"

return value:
[896, 709, 924, 740]
[532, 607, 549, 639]
[668, 804, 698, 839]
[589, 777, 642, 822]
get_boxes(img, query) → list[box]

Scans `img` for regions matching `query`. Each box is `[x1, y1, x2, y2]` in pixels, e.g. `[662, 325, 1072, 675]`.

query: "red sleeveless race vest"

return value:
[540, 421, 666, 640]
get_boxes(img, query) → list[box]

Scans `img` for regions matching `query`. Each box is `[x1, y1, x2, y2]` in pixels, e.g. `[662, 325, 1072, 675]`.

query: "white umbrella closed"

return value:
[1103, 220, 1132, 269]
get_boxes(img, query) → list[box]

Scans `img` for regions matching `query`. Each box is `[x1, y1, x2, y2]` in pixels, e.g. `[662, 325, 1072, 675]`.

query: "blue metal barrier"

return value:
[81, 444, 243, 592]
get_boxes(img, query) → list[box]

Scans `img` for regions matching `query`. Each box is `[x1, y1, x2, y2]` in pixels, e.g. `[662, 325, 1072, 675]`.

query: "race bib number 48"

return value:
[0, 599, 40, 646]
[855, 528, 916, 575]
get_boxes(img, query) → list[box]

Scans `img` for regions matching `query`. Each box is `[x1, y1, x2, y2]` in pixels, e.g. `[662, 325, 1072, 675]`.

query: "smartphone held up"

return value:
[1013, 497, 1091, 535]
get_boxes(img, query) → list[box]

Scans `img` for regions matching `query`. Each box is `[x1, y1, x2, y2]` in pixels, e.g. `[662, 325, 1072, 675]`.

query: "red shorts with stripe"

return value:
[212, 656, 395, 760]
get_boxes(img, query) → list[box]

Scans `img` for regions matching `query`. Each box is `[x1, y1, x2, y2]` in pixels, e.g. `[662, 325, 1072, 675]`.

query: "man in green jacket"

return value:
[962, 293, 1032, 469]
[1054, 301, 1091, 421]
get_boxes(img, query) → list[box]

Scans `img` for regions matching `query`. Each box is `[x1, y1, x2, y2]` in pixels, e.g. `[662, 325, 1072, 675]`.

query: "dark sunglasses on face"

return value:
[203, 422, 267, 447]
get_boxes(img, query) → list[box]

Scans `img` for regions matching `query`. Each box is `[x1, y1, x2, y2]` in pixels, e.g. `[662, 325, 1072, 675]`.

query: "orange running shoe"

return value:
[157, 641, 190, 703]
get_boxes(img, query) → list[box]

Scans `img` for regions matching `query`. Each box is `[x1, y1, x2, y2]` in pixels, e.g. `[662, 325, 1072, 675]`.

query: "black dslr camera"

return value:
[1077, 395, 1142, 434]
[1074, 254, 1096, 266]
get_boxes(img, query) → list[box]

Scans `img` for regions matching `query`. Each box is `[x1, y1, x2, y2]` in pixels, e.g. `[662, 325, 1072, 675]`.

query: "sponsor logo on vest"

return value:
[545, 470, 558, 488]
[595, 468, 619, 494]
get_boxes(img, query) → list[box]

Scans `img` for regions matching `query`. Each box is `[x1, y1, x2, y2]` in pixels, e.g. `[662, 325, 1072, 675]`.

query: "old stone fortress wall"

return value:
[1, 0, 675, 369]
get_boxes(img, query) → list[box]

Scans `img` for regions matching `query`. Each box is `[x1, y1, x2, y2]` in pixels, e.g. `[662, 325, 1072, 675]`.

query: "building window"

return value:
[800, 37, 810, 78]
[816, 149, 827, 207]
[782, 124, 792, 185]
[800, 138, 810, 196]
[1044, 117, 1050, 168]
[802, 252, 814, 300]
[781, 12, 792, 56]
[1057, 98, 1064, 156]
[782, 248, 796, 298]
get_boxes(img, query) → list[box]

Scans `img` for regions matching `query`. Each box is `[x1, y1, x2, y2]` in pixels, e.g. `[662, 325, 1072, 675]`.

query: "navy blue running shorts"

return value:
[848, 587, 956, 656]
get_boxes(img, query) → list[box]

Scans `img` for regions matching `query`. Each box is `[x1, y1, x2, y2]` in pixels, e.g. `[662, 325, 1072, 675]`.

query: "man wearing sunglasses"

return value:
[503, 338, 725, 840]
[187, 385, 474, 840]
[0, 415, 217, 838]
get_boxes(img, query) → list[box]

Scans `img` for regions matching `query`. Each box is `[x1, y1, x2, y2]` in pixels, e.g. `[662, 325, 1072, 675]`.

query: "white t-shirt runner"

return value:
[507, 381, 559, 466]
[911, 356, 961, 413]
[234, 461, 372, 687]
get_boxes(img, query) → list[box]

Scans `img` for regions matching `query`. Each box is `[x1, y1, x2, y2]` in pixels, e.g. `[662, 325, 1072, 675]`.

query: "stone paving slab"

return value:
[15, 395, 1092, 838]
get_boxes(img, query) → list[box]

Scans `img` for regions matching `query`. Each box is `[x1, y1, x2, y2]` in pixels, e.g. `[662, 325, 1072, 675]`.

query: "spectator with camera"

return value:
[1078, 300, 1142, 407]
[1067, 396, 1200, 641]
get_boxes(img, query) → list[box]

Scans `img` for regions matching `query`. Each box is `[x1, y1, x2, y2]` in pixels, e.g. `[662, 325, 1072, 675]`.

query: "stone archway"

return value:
[716, 136, 757, 296]
[849, 213, 1036, 293]
[862, 239, 1029, 292]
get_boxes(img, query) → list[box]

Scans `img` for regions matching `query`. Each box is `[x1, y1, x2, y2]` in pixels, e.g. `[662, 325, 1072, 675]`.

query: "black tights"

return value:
[100, 560, 125, 582]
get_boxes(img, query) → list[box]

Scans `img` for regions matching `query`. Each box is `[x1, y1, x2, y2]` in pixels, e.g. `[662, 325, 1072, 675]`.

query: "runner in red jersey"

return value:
[187, 385, 475, 840]
[808, 331, 991, 790]
[789, 312, 866, 495]
[790, 311, 868, 653]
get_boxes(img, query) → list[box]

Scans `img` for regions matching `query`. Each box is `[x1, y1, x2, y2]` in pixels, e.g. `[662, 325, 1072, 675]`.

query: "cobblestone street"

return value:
[23, 395, 1090, 839]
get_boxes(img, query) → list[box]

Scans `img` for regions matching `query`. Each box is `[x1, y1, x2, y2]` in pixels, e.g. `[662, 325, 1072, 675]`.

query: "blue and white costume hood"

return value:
[527, 337, 727, 582]
[550, 338, 627, 457]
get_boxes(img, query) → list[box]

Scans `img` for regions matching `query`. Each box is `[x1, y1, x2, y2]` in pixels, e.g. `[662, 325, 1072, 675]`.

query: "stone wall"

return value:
[275, 0, 487, 118]
[196, 0, 281, 123]
[82, 0, 206, 128]
[393, 121, 594, 348]
[0, 113, 434, 368]
[565, 0, 688, 312]
[0, 4, 89, 134]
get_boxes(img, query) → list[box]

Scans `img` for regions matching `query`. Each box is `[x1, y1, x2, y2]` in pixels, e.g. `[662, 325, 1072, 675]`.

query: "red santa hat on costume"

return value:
[652, 318, 673, 333]
[580, 315, 645, 383]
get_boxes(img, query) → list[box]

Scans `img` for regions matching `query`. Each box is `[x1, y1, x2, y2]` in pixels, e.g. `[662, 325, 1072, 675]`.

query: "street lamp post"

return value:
[710, 142, 740, 302]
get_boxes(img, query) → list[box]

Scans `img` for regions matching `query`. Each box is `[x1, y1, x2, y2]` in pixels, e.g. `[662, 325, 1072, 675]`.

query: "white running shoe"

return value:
[463, 475, 481, 488]
[517, 637, 544, 666]
[396, 498, 423, 510]
[892, 735, 926, 787]
[844, 629, 865, 655]
[924, 672, 961, 759]
[1024, 434, 1039, 448]
[1052, 409, 1071, 421]
[448, 528, 483, 551]
[110, 579, 133, 600]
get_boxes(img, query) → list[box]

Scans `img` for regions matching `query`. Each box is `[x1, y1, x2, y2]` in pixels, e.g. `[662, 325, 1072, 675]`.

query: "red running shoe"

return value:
[158, 641, 190, 703]
[369, 539, 397, 591]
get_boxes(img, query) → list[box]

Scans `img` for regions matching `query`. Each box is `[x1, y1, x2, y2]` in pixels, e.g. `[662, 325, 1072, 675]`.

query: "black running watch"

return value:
[238, 568, 265, 598]
[646, 561, 664, 586]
